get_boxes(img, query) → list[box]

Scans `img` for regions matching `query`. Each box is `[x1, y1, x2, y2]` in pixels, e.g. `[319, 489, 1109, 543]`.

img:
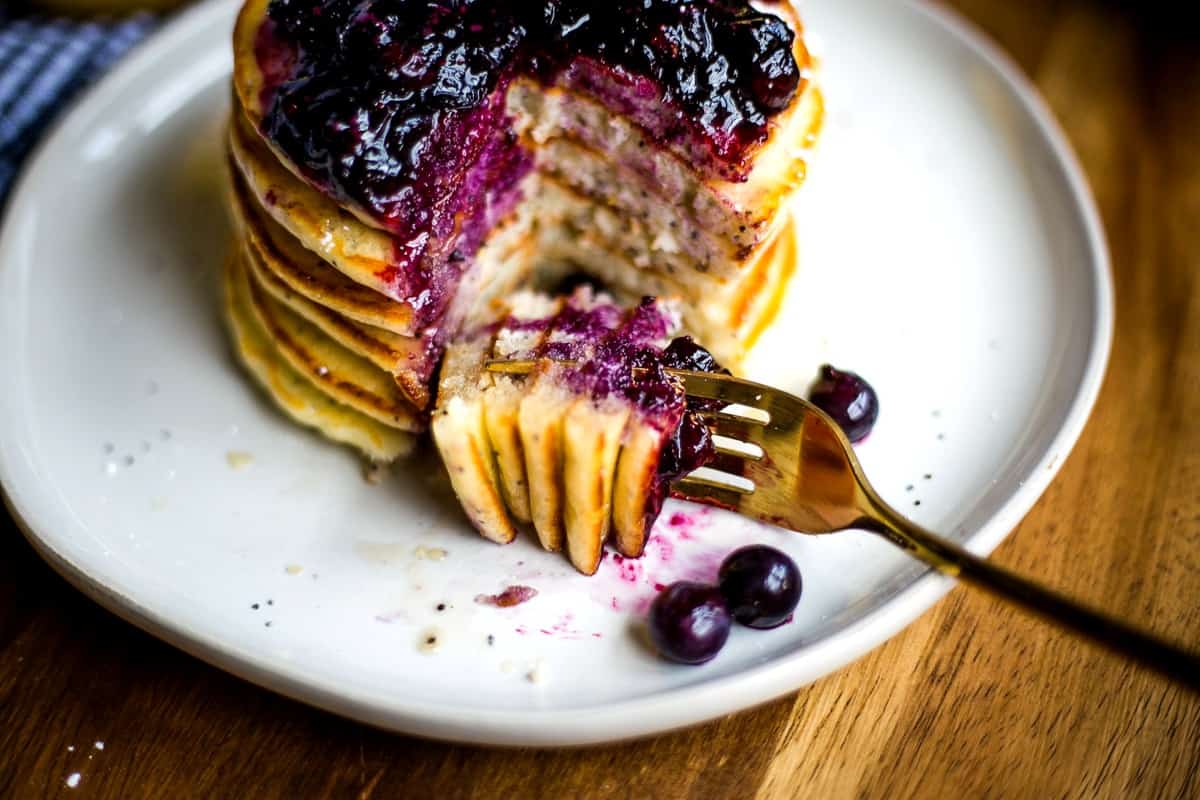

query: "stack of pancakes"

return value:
[221, 0, 821, 472]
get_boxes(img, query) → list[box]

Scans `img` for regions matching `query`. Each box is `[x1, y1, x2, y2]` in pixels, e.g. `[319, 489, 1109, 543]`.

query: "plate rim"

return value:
[0, 0, 1113, 746]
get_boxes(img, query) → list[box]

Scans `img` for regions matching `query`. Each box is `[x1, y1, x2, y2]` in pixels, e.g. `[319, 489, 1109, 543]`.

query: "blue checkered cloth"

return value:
[0, 10, 157, 206]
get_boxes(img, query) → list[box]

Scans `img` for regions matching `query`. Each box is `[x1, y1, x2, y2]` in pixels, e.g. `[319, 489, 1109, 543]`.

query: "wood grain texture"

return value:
[1, 1, 1198, 797]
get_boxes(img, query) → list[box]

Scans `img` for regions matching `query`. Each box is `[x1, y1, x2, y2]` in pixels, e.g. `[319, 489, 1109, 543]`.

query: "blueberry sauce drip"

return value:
[661, 335, 731, 377]
[642, 336, 726, 525]
[256, 0, 802, 240]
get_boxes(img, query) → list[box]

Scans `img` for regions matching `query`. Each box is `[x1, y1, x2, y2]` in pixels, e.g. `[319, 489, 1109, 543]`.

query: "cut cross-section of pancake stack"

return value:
[221, 0, 821, 571]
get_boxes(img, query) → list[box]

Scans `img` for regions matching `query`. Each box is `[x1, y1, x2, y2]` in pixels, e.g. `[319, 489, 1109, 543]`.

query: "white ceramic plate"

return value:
[0, 0, 1110, 746]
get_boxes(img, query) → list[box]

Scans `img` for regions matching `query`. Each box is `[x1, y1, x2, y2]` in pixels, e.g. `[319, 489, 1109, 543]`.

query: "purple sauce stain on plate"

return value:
[475, 585, 538, 608]
[596, 505, 726, 614]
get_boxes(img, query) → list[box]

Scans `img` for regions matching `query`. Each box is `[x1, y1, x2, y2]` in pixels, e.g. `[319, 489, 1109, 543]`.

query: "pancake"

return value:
[517, 291, 625, 554]
[612, 417, 671, 558]
[229, 150, 548, 403]
[227, 161, 424, 337]
[231, 0, 271, 126]
[508, 76, 821, 257]
[223, 251, 415, 462]
[228, 171, 436, 408]
[231, 140, 794, 370]
[526, 175, 769, 282]
[433, 291, 720, 574]
[530, 136, 760, 267]
[558, 298, 681, 574]
[561, 393, 629, 574]
[233, 0, 820, 236]
[230, 0, 817, 342]
[232, 107, 786, 324]
[241, 250, 426, 432]
[239, 234, 436, 410]
[536, 204, 798, 367]
[225, 0, 822, 573]
[483, 292, 564, 524]
[230, 112, 542, 337]
[430, 333, 515, 545]
[228, 112, 415, 309]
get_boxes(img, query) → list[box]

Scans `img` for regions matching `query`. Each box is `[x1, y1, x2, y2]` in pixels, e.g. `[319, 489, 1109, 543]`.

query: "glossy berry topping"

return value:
[807, 364, 879, 443]
[661, 335, 731, 376]
[718, 545, 801, 629]
[257, 2, 532, 308]
[256, 0, 802, 230]
[530, 0, 801, 168]
[658, 412, 715, 480]
[646, 337, 726, 525]
[648, 581, 732, 664]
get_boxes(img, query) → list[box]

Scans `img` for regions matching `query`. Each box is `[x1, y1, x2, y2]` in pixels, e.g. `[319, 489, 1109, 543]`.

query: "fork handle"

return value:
[860, 508, 1200, 692]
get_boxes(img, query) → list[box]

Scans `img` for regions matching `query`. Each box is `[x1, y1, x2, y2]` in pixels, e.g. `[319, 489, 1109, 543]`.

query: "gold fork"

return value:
[486, 360, 1200, 690]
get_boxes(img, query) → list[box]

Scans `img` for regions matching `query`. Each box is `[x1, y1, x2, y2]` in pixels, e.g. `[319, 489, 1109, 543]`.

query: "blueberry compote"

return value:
[491, 293, 726, 538]
[556, 307, 726, 530]
[255, 0, 803, 288]
[257, 0, 533, 313]
[647, 336, 730, 521]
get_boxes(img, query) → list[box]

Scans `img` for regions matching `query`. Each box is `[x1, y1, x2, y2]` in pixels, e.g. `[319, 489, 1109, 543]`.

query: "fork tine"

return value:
[668, 370, 772, 409]
[675, 468, 755, 497]
[672, 481, 747, 513]
[701, 413, 774, 472]
[484, 360, 781, 415]
[674, 371, 812, 433]
[484, 359, 538, 375]
[711, 434, 763, 461]
[696, 407, 769, 426]
[482, 359, 807, 434]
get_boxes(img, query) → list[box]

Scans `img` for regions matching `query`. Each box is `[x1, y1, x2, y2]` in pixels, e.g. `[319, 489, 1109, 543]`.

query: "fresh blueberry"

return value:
[661, 336, 730, 375]
[648, 582, 732, 664]
[807, 364, 879, 443]
[718, 545, 801, 629]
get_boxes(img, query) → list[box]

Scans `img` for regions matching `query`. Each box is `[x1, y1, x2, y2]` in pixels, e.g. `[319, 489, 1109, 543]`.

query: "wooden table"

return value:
[2, 1, 1198, 796]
